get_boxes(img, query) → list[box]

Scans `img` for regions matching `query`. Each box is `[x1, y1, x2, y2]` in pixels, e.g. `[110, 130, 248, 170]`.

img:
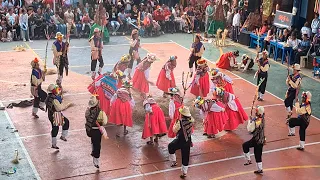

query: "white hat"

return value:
[256, 106, 265, 115]
[88, 96, 99, 108]
[143, 97, 156, 107]
[147, 53, 157, 62]
[55, 32, 64, 38]
[179, 106, 192, 117]
[242, 54, 249, 59]
[293, 64, 301, 71]
[47, 84, 56, 92]
[302, 91, 312, 101]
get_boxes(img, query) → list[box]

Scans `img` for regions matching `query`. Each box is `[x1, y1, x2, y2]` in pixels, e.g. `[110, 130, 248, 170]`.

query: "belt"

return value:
[92, 127, 99, 130]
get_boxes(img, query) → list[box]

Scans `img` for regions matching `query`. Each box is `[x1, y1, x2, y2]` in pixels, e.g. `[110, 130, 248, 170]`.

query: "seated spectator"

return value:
[28, 7, 36, 40]
[110, 5, 120, 35]
[301, 22, 311, 39]
[1, 15, 11, 42]
[6, 8, 19, 40]
[34, 7, 45, 39]
[74, 7, 81, 37]
[153, 7, 165, 34]
[293, 34, 311, 65]
[44, 7, 55, 35]
[118, 8, 127, 35]
[311, 13, 319, 38]
[172, 5, 183, 32]
[64, 7, 77, 38]
[81, 12, 91, 34]
[129, 5, 139, 28]
[279, 28, 290, 42]
[256, 20, 268, 35]
[19, 9, 31, 42]
[263, 26, 275, 50]
[52, 12, 66, 36]
[163, 5, 173, 33]
[32, 0, 43, 12]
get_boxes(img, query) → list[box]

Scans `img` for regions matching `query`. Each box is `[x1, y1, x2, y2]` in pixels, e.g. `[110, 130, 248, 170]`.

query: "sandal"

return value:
[146, 141, 154, 145]
[170, 162, 177, 167]
[207, 135, 215, 139]
[244, 160, 252, 166]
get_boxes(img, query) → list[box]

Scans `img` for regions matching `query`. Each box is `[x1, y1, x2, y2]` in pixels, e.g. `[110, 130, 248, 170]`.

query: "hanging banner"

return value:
[273, 10, 293, 28]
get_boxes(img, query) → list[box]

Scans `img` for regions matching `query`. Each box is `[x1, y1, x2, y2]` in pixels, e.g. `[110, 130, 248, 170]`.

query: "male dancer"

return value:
[89, 28, 104, 80]
[256, 50, 270, 101]
[189, 35, 205, 77]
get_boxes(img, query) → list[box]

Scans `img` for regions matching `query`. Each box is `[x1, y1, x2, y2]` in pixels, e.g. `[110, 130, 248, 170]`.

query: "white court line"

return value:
[112, 141, 320, 180]
[0, 101, 41, 180]
[243, 103, 283, 110]
[169, 40, 320, 121]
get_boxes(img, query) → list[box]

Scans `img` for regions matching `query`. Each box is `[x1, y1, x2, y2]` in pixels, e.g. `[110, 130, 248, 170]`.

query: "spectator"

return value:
[205, 0, 214, 33]
[110, 5, 120, 35]
[64, 7, 77, 38]
[28, 7, 36, 40]
[19, 8, 30, 42]
[311, 13, 319, 38]
[163, 5, 172, 33]
[74, 7, 82, 37]
[84, 2, 90, 14]
[232, 8, 240, 42]
[81, 12, 91, 34]
[34, 7, 44, 39]
[58, 7, 64, 19]
[263, 26, 275, 50]
[118, 8, 127, 35]
[32, 0, 42, 12]
[293, 34, 310, 65]
[117, 2, 124, 13]
[279, 28, 290, 42]
[257, 20, 268, 35]
[7, 0, 14, 10]
[153, 8, 165, 34]
[6, 8, 19, 40]
[125, 0, 132, 13]
[1, 15, 10, 42]
[301, 22, 311, 39]
[44, 7, 55, 35]
[52, 12, 66, 36]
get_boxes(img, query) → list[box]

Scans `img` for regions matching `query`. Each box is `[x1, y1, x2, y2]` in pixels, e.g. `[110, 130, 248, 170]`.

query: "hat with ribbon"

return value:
[256, 106, 265, 115]
[31, 57, 39, 68]
[293, 64, 301, 71]
[122, 80, 133, 88]
[194, 96, 205, 107]
[55, 32, 64, 38]
[196, 59, 207, 66]
[169, 55, 177, 61]
[147, 53, 157, 62]
[168, 87, 180, 95]
[210, 68, 220, 77]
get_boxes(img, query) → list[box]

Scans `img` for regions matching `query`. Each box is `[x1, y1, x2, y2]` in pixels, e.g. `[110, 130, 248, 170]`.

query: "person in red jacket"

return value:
[153, 8, 165, 34]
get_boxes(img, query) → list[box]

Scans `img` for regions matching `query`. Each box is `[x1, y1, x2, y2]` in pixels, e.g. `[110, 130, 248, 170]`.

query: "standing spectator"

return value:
[232, 8, 240, 42]
[44, 7, 55, 35]
[6, 8, 19, 40]
[7, 0, 14, 10]
[64, 7, 77, 38]
[32, 0, 43, 12]
[34, 7, 45, 39]
[28, 7, 36, 40]
[125, 0, 132, 13]
[19, 9, 30, 41]
[301, 22, 311, 39]
[74, 7, 82, 37]
[118, 8, 127, 35]
[84, 2, 90, 13]
[81, 12, 91, 34]
[52, 12, 66, 36]
[205, 0, 214, 34]
[311, 13, 319, 38]
[110, 5, 120, 35]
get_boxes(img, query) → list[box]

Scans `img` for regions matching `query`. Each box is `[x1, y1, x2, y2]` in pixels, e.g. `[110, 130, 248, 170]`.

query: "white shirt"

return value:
[232, 13, 240, 27]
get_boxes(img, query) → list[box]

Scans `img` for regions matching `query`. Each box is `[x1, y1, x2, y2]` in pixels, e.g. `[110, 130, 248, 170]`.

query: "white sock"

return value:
[257, 162, 263, 170]
[260, 93, 264, 99]
[288, 126, 295, 135]
[169, 154, 176, 162]
[189, 68, 193, 73]
[93, 157, 99, 166]
[286, 107, 292, 113]
[61, 130, 68, 138]
[181, 165, 188, 174]
[52, 137, 57, 146]
[32, 107, 38, 114]
[299, 141, 305, 148]
[39, 102, 45, 109]
[98, 67, 102, 74]
[244, 152, 251, 161]
[258, 92, 262, 98]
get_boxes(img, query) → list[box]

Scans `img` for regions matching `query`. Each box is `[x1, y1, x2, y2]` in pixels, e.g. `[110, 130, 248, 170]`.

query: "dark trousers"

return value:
[263, 40, 270, 51]
[165, 21, 174, 33]
[168, 139, 191, 166]
[232, 26, 239, 42]
[91, 55, 104, 71]
[242, 138, 263, 163]
[284, 89, 297, 110]
[33, 87, 47, 108]
[293, 50, 308, 65]
[189, 55, 200, 70]
[158, 21, 165, 32]
[288, 117, 308, 141]
[91, 129, 102, 158]
[51, 117, 70, 137]
[257, 72, 268, 94]
[128, 48, 141, 69]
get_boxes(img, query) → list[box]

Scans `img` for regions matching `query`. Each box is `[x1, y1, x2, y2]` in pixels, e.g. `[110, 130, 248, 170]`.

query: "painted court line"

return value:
[113, 141, 320, 180]
[243, 103, 283, 110]
[0, 101, 41, 180]
[169, 40, 320, 121]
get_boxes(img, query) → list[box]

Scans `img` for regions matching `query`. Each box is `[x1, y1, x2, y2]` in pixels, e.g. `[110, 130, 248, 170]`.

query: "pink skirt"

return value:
[132, 69, 149, 93]
[190, 73, 210, 97]
[224, 99, 248, 130]
[109, 99, 133, 127]
[156, 69, 176, 92]
[142, 104, 167, 139]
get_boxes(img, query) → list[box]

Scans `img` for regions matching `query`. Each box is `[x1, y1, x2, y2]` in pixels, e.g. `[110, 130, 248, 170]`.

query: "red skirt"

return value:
[168, 118, 178, 138]
[224, 99, 248, 130]
[97, 87, 111, 116]
[190, 73, 210, 97]
[109, 99, 133, 127]
[132, 69, 149, 93]
[204, 110, 228, 135]
[216, 54, 231, 69]
[142, 104, 168, 139]
[117, 80, 123, 89]
[156, 69, 176, 92]
[224, 82, 234, 94]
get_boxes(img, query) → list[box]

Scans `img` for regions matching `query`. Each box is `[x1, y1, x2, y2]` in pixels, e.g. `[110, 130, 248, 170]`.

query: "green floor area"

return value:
[0, 109, 38, 180]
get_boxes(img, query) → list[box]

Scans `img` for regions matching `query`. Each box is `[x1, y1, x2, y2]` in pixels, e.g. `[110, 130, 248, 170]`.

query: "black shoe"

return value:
[94, 164, 99, 168]
[51, 145, 59, 149]
[297, 147, 304, 151]
[39, 107, 45, 111]
[190, 72, 193, 78]
[254, 170, 263, 174]
[288, 134, 295, 136]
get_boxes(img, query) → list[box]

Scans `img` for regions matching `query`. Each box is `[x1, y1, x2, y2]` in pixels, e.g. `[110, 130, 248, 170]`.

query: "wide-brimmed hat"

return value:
[122, 80, 133, 88]
[242, 54, 249, 60]
[179, 106, 192, 117]
[120, 54, 131, 62]
[143, 97, 157, 107]
[147, 53, 157, 62]
[194, 96, 204, 106]
[55, 32, 64, 38]
[293, 64, 301, 71]
[47, 84, 56, 92]
[196, 59, 207, 66]
[88, 95, 99, 108]
[169, 55, 177, 61]
[256, 106, 265, 115]
[168, 87, 179, 94]
[94, 28, 100, 33]
[30, 57, 39, 68]
[302, 91, 312, 101]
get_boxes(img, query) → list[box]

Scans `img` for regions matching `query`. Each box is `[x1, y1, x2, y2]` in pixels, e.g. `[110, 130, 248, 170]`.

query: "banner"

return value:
[274, 10, 293, 28]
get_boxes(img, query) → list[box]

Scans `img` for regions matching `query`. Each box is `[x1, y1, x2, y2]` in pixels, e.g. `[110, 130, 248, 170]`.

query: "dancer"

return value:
[210, 68, 234, 94]
[284, 64, 302, 119]
[142, 96, 168, 145]
[128, 29, 141, 79]
[52, 32, 69, 89]
[243, 106, 266, 174]
[168, 87, 184, 138]
[168, 106, 194, 179]
[241, 54, 255, 71]
[216, 50, 240, 69]
[189, 35, 205, 77]
[132, 53, 157, 99]
[30, 58, 47, 118]
[85, 95, 108, 168]
[194, 96, 227, 138]
[287, 91, 312, 150]
[89, 28, 104, 80]
[256, 50, 270, 101]
[109, 81, 135, 137]
[45, 84, 72, 149]
[156, 55, 177, 97]
[190, 59, 210, 98]
[214, 87, 248, 130]
[113, 54, 131, 88]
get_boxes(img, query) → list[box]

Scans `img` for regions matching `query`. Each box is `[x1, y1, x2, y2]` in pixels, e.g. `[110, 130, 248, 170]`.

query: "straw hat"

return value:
[55, 32, 64, 38]
[88, 95, 99, 108]
[196, 59, 207, 66]
[256, 106, 265, 115]
[94, 28, 100, 33]
[30, 57, 39, 68]
[147, 53, 157, 62]
[302, 91, 312, 101]
[47, 84, 56, 92]
[293, 64, 301, 71]
[179, 106, 192, 117]
[242, 54, 249, 60]
[120, 54, 131, 62]
[168, 87, 179, 95]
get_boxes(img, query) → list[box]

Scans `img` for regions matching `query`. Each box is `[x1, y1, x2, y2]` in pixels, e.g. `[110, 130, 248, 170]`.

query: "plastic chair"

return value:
[313, 57, 320, 77]
[300, 46, 312, 68]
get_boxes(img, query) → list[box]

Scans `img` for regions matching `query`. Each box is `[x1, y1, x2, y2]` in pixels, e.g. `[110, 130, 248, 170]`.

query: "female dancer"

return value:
[113, 54, 131, 88]
[168, 87, 183, 138]
[189, 35, 205, 77]
[210, 68, 234, 94]
[190, 59, 210, 97]
[128, 29, 141, 79]
[156, 55, 177, 97]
